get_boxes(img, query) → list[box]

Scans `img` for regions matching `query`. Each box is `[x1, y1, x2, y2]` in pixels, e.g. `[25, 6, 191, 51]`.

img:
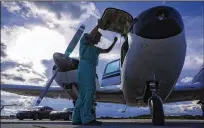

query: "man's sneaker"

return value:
[84, 120, 102, 125]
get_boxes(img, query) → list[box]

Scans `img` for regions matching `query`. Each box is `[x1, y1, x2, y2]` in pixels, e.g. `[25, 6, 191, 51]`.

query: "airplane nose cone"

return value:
[53, 53, 70, 71]
[134, 6, 184, 39]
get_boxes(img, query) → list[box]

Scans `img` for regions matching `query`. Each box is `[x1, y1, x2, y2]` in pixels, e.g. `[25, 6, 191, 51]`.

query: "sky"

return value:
[1, 1, 204, 116]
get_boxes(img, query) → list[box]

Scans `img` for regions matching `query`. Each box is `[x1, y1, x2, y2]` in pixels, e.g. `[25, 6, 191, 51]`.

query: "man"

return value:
[72, 24, 118, 125]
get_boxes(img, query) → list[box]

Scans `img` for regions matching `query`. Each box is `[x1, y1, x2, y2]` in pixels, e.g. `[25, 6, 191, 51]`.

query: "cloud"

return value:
[1, 25, 67, 84]
[1, 65, 46, 85]
[33, 2, 86, 20]
[181, 77, 193, 83]
[177, 14, 203, 82]
[1, 2, 21, 13]
[0, 92, 37, 115]
[1, 1, 102, 85]
[181, 14, 204, 73]
[183, 56, 203, 69]
[0, 60, 42, 76]
[41, 59, 59, 86]
[2, 1, 100, 29]
[1, 1, 35, 20]
[183, 16, 203, 31]
[80, 2, 101, 19]
[1, 73, 26, 82]
[1, 42, 7, 57]
[164, 101, 202, 116]
[28, 78, 45, 83]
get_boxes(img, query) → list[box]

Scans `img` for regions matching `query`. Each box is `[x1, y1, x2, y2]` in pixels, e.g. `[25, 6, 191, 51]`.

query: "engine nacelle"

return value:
[53, 52, 79, 72]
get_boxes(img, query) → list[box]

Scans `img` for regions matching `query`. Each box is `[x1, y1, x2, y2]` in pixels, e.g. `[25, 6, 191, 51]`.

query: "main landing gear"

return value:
[147, 81, 165, 126]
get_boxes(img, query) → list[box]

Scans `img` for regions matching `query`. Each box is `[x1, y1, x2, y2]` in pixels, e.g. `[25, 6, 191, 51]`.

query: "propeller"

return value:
[35, 24, 85, 106]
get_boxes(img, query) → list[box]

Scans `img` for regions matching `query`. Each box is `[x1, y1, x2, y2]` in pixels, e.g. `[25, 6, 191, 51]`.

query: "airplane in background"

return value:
[1, 6, 204, 125]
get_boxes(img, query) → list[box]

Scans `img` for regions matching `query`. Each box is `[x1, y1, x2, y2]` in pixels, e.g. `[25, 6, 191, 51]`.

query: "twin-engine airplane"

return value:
[1, 6, 204, 125]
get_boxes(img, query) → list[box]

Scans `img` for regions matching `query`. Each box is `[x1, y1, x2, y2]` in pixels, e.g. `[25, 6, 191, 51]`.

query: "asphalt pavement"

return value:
[1, 119, 204, 128]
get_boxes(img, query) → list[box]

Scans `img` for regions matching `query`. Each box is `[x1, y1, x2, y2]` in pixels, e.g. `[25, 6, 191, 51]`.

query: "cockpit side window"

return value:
[104, 59, 120, 75]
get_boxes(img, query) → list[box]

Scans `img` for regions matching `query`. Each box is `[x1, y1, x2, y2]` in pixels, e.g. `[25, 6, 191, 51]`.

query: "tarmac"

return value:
[1, 119, 204, 128]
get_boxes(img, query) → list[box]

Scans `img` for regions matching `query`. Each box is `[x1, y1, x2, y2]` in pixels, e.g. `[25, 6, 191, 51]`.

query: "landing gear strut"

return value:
[147, 81, 165, 126]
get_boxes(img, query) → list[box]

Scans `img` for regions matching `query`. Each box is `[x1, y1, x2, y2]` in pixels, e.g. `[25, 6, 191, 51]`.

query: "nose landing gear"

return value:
[147, 81, 165, 126]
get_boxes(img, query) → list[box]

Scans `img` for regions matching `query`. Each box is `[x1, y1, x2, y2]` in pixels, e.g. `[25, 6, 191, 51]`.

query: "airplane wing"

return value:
[95, 85, 124, 104]
[1, 84, 71, 99]
[165, 65, 204, 103]
[165, 82, 204, 103]
[1, 84, 124, 104]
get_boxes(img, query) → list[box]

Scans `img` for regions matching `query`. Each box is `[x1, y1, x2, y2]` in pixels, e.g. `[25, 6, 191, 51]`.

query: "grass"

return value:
[99, 114, 204, 119]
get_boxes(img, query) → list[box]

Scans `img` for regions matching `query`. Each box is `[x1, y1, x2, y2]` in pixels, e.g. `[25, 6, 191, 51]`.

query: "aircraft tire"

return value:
[68, 114, 72, 121]
[50, 116, 55, 121]
[32, 114, 38, 120]
[149, 96, 165, 126]
[19, 118, 23, 120]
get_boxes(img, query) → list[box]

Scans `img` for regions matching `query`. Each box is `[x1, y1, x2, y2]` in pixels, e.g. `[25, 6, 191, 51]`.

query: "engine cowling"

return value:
[53, 52, 79, 72]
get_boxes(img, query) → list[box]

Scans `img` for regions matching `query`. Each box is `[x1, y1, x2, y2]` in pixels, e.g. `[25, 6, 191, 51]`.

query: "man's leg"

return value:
[72, 93, 83, 124]
[80, 87, 95, 124]
[91, 100, 97, 119]
[72, 72, 83, 124]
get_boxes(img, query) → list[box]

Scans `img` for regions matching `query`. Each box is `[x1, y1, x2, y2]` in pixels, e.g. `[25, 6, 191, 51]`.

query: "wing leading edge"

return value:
[165, 65, 204, 103]
[1, 84, 70, 99]
[1, 83, 124, 104]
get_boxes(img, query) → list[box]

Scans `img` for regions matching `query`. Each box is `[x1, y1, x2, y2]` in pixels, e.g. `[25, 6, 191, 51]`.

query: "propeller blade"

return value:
[35, 24, 85, 106]
[35, 69, 58, 106]
[64, 24, 85, 56]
